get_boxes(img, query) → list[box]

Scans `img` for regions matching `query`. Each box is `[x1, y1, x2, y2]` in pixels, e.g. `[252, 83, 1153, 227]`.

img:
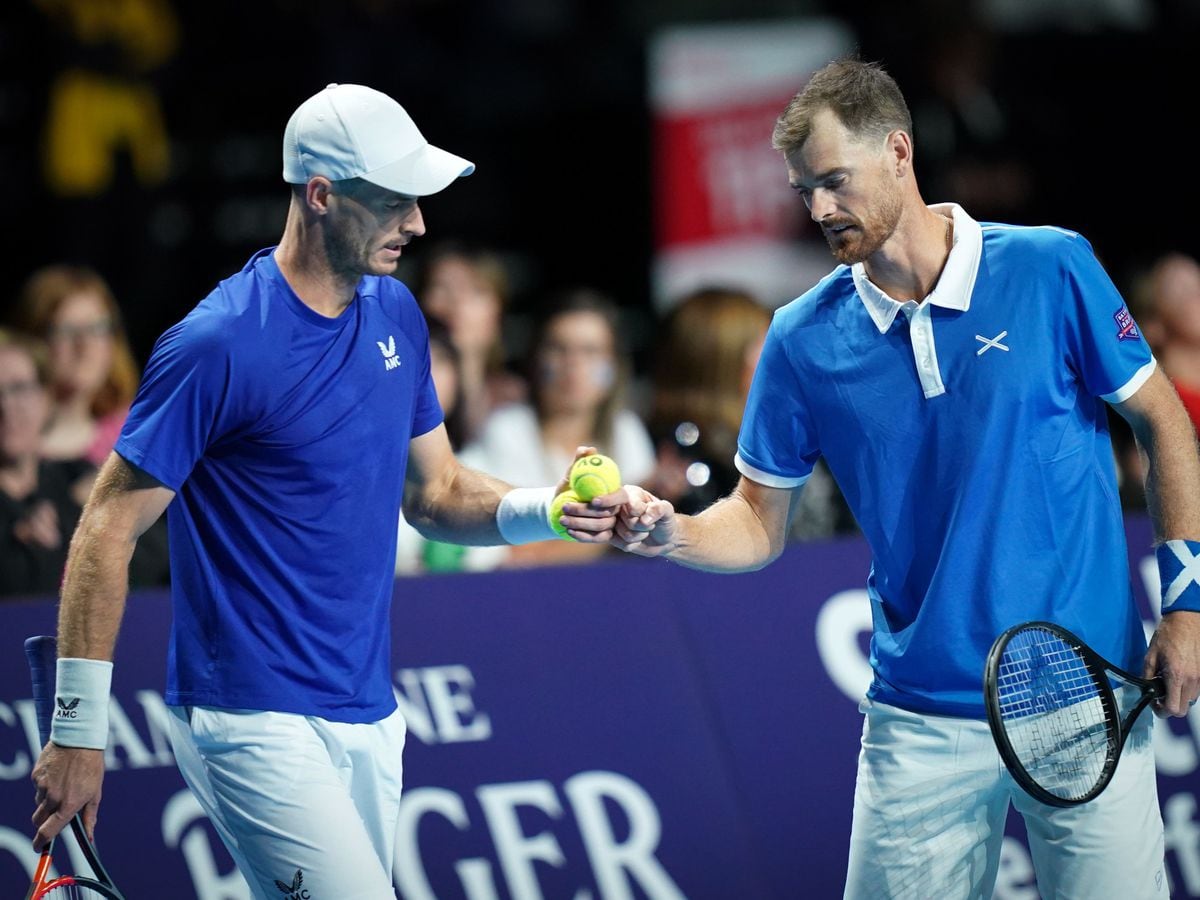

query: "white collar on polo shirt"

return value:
[851, 202, 983, 334]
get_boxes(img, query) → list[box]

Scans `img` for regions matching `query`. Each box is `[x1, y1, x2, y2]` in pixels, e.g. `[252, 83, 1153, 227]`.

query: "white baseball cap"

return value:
[282, 83, 474, 196]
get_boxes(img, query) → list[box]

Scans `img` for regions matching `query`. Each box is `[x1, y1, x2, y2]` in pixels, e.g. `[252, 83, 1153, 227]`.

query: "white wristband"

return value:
[50, 658, 113, 750]
[497, 486, 559, 544]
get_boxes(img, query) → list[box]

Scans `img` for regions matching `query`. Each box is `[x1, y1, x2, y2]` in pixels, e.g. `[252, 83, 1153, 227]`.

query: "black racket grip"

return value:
[1150, 676, 1168, 700]
[24, 635, 58, 747]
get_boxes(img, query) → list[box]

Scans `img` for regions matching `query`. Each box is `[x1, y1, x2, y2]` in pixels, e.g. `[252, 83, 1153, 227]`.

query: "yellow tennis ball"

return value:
[569, 454, 622, 501]
[549, 490, 580, 541]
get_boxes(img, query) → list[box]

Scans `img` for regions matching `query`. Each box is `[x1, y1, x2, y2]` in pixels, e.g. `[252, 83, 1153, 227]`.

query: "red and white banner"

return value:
[650, 20, 853, 311]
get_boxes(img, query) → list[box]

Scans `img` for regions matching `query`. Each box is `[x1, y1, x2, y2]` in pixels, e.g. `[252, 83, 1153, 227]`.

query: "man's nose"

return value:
[809, 189, 836, 223]
[404, 204, 426, 238]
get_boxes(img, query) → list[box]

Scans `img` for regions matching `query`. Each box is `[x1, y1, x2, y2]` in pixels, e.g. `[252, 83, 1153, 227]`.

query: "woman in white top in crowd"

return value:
[468, 288, 654, 566]
[416, 242, 526, 444]
[395, 318, 505, 574]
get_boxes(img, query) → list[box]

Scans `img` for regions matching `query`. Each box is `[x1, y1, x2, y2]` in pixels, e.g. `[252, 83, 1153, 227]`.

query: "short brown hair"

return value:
[772, 58, 912, 156]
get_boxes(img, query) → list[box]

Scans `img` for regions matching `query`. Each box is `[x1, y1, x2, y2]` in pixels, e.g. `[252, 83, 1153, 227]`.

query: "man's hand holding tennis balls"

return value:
[549, 446, 679, 553]
[548, 448, 627, 542]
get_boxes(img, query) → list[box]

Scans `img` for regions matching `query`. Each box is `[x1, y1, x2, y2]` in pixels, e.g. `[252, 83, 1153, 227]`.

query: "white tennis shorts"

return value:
[167, 705, 406, 900]
[844, 699, 1166, 900]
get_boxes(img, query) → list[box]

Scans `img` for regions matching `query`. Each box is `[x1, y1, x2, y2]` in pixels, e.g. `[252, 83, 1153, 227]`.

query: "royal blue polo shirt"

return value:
[737, 204, 1155, 718]
[116, 248, 443, 722]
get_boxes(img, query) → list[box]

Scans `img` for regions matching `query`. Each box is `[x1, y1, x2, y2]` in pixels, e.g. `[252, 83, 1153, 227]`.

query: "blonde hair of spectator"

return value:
[652, 287, 771, 445]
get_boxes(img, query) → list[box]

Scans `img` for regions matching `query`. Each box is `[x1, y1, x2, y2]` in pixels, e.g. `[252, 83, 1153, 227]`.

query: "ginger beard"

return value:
[822, 175, 904, 266]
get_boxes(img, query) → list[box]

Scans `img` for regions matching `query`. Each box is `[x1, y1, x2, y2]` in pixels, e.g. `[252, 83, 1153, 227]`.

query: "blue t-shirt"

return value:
[116, 248, 443, 722]
[737, 205, 1155, 718]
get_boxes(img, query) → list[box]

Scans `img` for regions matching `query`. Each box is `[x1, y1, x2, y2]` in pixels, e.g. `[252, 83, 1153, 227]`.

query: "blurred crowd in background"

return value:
[2, 0, 1198, 596]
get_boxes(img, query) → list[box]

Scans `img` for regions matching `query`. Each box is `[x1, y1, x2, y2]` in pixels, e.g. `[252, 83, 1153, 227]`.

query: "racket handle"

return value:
[1151, 676, 1168, 700]
[24, 635, 58, 747]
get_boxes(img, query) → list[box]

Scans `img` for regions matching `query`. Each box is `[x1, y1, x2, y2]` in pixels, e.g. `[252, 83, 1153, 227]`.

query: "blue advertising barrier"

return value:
[2, 514, 1200, 899]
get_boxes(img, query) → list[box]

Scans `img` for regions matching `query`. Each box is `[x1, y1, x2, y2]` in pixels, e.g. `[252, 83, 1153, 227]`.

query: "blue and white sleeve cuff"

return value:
[1101, 357, 1157, 404]
[733, 454, 811, 490]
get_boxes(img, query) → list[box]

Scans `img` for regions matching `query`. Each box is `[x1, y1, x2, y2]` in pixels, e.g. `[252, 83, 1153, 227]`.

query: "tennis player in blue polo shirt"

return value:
[604, 59, 1200, 898]
[30, 84, 615, 898]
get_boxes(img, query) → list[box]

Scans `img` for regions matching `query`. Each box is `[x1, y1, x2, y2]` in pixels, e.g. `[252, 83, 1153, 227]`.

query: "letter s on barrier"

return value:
[815, 590, 874, 703]
[0, 702, 32, 780]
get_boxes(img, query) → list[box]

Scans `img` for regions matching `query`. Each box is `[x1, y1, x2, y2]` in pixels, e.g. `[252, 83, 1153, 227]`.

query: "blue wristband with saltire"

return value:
[1157, 540, 1200, 614]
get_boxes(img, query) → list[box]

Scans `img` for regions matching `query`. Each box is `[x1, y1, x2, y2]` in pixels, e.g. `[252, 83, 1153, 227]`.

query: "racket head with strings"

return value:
[24, 636, 127, 900]
[984, 621, 1163, 808]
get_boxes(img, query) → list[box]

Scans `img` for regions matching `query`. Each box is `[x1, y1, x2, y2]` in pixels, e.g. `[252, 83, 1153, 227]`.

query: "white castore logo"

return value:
[377, 336, 401, 371]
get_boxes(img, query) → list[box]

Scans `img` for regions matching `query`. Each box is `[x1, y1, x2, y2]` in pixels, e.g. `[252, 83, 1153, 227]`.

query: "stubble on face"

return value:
[823, 162, 904, 266]
[323, 179, 408, 279]
[325, 201, 383, 278]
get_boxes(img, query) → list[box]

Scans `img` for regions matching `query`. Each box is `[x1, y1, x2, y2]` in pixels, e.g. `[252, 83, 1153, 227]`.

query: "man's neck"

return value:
[864, 206, 954, 303]
[274, 220, 359, 319]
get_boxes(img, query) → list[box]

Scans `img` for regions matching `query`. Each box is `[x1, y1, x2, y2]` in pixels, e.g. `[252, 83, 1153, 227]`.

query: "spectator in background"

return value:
[1133, 252, 1200, 431]
[909, 17, 1033, 219]
[427, 316, 468, 452]
[469, 288, 654, 566]
[12, 265, 140, 464]
[0, 329, 92, 599]
[9, 268, 171, 590]
[396, 318, 504, 574]
[648, 286, 854, 539]
[648, 287, 770, 514]
[1114, 251, 1200, 511]
[416, 242, 526, 443]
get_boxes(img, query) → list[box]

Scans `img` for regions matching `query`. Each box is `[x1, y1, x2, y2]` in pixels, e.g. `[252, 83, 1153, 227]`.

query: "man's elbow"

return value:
[750, 538, 786, 572]
[401, 490, 432, 534]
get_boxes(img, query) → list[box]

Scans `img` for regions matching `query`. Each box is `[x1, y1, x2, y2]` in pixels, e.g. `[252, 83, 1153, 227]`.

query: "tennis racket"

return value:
[984, 620, 1164, 808]
[24, 635, 126, 900]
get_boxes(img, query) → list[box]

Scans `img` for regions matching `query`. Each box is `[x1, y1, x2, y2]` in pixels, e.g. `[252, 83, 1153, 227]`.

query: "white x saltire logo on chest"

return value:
[975, 331, 1010, 356]
[1163, 540, 1200, 610]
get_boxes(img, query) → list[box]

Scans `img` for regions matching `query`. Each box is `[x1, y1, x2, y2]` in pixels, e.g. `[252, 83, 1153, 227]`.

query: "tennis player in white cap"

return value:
[30, 84, 618, 898]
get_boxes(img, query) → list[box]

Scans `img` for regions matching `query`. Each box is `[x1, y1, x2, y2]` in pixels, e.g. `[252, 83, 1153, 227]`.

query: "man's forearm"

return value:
[405, 462, 511, 546]
[56, 508, 137, 660]
[666, 491, 784, 574]
[55, 455, 173, 660]
[1140, 413, 1200, 543]
[1116, 370, 1200, 543]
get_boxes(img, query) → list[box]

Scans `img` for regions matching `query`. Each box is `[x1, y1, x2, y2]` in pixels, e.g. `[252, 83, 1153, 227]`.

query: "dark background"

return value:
[1, 0, 1197, 367]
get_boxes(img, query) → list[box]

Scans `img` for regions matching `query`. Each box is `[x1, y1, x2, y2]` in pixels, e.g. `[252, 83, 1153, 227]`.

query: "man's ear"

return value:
[889, 129, 914, 178]
[306, 177, 334, 214]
